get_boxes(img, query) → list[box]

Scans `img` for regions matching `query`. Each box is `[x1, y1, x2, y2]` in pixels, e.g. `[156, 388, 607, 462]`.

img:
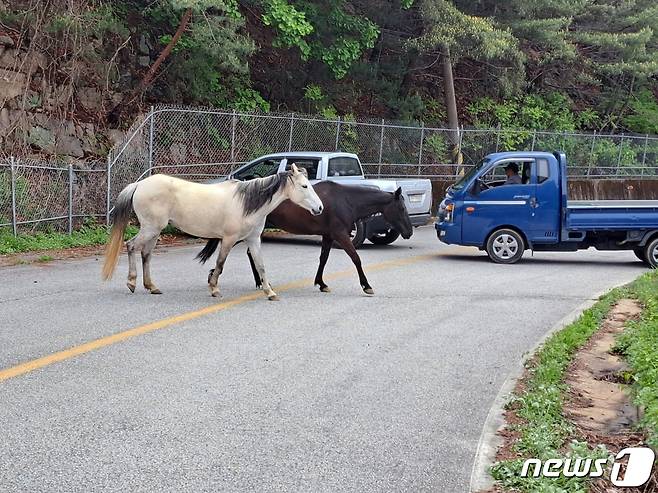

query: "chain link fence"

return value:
[0, 157, 107, 235]
[108, 105, 658, 203]
[2, 104, 658, 235]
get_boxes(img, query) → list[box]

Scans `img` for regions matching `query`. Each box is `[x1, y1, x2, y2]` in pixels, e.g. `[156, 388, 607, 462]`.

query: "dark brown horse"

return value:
[196, 181, 414, 295]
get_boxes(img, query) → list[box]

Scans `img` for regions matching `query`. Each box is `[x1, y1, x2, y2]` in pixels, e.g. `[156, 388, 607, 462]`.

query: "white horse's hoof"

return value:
[126, 282, 136, 293]
[268, 294, 280, 301]
[320, 286, 331, 293]
[150, 288, 162, 295]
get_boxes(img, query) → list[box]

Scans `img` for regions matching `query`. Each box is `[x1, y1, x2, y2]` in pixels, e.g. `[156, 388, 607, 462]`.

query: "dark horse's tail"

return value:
[196, 239, 220, 264]
[196, 239, 262, 288]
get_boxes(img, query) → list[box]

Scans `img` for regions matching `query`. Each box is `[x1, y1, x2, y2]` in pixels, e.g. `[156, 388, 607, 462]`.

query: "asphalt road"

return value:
[0, 226, 647, 492]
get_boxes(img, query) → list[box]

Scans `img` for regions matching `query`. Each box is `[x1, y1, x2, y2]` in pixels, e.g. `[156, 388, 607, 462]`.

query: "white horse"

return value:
[102, 164, 323, 300]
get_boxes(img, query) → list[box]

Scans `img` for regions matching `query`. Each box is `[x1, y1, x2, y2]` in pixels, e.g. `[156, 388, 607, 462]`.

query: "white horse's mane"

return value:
[234, 172, 292, 215]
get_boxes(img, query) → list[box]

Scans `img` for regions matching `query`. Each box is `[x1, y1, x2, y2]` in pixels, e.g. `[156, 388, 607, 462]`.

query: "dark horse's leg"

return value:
[246, 248, 263, 288]
[314, 235, 333, 292]
[211, 249, 261, 288]
[333, 232, 374, 295]
[203, 239, 266, 289]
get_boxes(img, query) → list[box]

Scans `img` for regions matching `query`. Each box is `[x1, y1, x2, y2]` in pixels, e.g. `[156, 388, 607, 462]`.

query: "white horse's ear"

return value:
[291, 163, 300, 175]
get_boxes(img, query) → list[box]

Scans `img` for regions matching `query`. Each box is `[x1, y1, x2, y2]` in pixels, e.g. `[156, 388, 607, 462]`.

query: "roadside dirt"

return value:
[565, 299, 642, 436]
[484, 299, 657, 493]
[565, 299, 657, 492]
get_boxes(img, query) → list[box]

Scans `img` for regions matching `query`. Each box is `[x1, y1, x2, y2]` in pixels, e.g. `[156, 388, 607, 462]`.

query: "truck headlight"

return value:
[444, 203, 454, 222]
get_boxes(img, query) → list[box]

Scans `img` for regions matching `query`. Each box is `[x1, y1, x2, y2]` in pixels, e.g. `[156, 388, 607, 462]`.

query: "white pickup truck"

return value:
[227, 152, 433, 247]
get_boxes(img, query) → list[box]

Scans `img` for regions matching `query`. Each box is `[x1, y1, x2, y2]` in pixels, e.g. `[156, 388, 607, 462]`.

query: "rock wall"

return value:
[0, 35, 125, 161]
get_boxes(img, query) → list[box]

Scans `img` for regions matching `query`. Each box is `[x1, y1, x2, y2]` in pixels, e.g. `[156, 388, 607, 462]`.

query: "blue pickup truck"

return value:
[436, 152, 658, 267]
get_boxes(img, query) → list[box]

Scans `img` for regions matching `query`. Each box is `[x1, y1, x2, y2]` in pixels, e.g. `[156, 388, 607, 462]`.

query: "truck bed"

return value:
[566, 200, 658, 230]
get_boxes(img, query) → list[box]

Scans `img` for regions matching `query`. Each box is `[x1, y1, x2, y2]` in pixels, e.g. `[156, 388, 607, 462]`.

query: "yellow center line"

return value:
[0, 248, 466, 383]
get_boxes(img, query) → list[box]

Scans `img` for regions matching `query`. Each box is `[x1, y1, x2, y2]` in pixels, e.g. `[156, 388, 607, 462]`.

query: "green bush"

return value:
[623, 90, 658, 135]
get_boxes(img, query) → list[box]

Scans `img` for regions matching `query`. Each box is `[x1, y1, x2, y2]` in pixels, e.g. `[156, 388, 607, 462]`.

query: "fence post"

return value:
[230, 109, 237, 162]
[147, 106, 155, 176]
[495, 124, 501, 152]
[587, 130, 597, 177]
[641, 134, 649, 176]
[335, 117, 341, 151]
[68, 163, 73, 234]
[288, 113, 295, 152]
[530, 130, 536, 151]
[417, 123, 425, 175]
[10, 156, 17, 236]
[616, 133, 625, 176]
[378, 119, 385, 178]
[106, 155, 111, 225]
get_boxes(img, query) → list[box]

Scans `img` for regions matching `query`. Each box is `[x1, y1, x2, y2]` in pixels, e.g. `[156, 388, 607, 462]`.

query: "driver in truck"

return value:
[504, 163, 522, 185]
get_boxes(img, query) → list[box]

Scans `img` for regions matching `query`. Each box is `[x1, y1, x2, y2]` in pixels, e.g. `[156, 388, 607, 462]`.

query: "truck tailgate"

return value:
[566, 200, 658, 230]
[396, 179, 432, 215]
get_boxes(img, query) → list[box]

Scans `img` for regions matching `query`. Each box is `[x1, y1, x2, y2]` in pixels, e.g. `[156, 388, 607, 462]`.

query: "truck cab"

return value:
[436, 151, 658, 266]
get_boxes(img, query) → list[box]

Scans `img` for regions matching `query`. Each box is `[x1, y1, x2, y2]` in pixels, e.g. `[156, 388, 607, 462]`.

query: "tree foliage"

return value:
[3, 0, 657, 135]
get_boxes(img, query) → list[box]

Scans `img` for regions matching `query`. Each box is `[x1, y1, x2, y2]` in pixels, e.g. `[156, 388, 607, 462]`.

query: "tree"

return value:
[405, 0, 525, 162]
[108, 0, 256, 121]
[476, 0, 658, 129]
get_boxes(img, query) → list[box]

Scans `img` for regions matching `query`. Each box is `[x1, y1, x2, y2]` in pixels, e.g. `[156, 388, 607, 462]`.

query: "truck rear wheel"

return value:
[644, 238, 658, 268]
[486, 229, 525, 264]
[335, 221, 366, 249]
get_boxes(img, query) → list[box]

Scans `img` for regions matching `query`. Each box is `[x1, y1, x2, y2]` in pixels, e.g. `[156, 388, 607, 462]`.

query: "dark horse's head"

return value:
[383, 187, 413, 239]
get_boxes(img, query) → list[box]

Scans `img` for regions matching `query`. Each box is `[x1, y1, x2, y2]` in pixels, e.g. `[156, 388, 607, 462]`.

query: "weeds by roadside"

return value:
[490, 272, 658, 492]
[490, 288, 623, 492]
[0, 224, 139, 255]
[0, 221, 188, 255]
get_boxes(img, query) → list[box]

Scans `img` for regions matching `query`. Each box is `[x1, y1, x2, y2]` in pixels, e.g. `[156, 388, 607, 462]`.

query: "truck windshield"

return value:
[452, 159, 489, 190]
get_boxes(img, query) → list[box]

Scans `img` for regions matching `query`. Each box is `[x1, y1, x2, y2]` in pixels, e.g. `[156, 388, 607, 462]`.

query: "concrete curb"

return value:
[468, 282, 629, 492]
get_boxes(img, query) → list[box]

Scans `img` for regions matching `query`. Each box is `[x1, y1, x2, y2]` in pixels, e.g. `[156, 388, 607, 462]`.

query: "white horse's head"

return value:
[287, 164, 323, 216]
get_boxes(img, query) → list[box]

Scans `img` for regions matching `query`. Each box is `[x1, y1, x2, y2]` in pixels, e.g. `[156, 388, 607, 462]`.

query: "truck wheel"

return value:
[350, 221, 366, 249]
[634, 247, 648, 264]
[336, 221, 366, 249]
[643, 238, 658, 268]
[486, 229, 525, 264]
[369, 229, 400, 245]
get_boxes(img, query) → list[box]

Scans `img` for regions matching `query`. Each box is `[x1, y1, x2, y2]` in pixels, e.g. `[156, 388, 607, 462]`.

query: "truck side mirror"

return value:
[471, 179, 482, 195]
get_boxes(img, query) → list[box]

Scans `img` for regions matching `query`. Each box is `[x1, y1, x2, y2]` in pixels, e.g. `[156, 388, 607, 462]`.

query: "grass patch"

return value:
[492, 271, 658, 491]
[0, 219, 185, 255]
[614, 272, 658, 449]
[0, 221, 161, 255]
[491, 287, 623, 492]
[0, 225, 138, 255]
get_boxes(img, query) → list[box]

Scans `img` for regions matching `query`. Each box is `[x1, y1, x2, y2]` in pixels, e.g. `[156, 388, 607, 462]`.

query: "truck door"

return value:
[527, 157, 560, 243]
[461, 160, 534, 246]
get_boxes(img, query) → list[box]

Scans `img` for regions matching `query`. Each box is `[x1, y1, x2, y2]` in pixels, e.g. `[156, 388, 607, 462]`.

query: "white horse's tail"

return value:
[102, 181, 138, 280]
